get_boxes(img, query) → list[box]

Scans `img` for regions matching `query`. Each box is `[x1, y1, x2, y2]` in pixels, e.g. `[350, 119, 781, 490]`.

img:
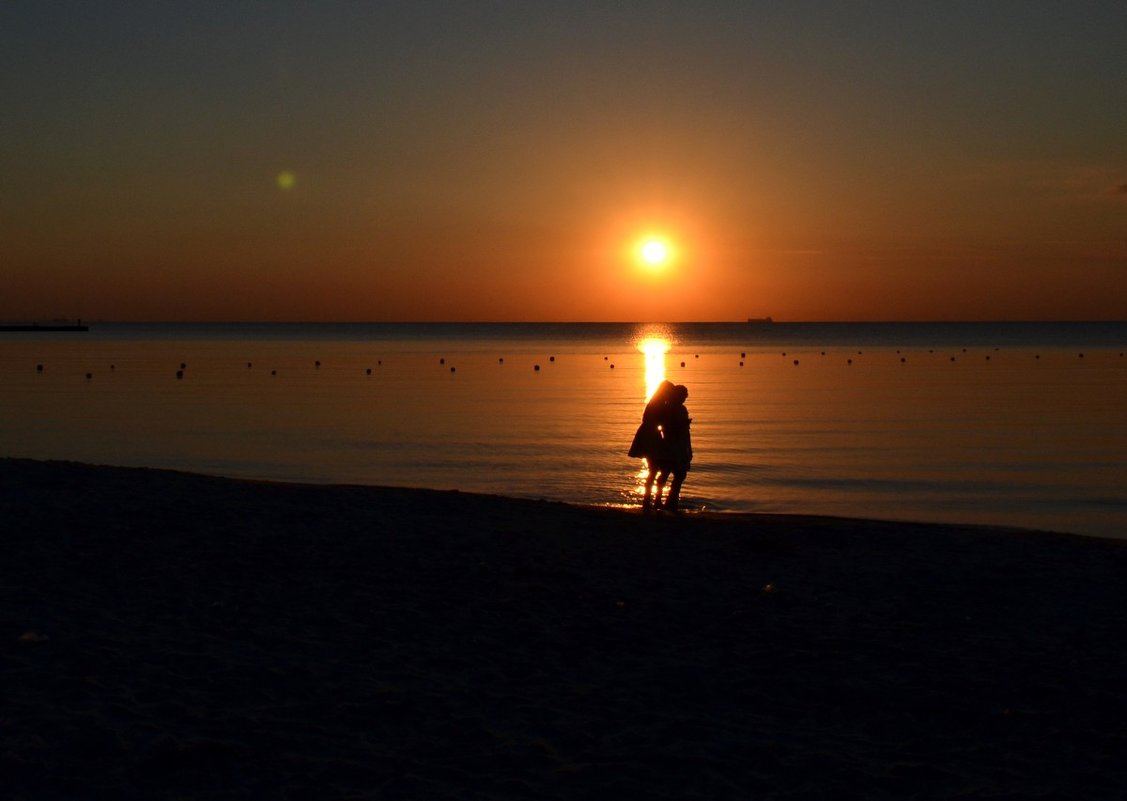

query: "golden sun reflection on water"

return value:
[637, 336, 671, 402]
[633, 334, 672, 496]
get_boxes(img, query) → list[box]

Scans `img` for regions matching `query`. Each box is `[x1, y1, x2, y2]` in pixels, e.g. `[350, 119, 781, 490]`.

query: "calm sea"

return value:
[2, 322, 1125, 538]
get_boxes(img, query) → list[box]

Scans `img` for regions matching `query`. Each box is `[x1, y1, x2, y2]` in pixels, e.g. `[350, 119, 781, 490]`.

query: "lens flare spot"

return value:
[276, 171, 296, 190]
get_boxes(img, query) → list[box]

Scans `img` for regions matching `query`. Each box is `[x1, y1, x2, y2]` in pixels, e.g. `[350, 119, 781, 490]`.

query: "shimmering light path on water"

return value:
[2, 323, 1125, 538]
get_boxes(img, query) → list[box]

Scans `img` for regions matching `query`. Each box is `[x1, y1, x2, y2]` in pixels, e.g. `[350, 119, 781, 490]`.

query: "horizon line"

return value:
[7, 318, 1126, 326]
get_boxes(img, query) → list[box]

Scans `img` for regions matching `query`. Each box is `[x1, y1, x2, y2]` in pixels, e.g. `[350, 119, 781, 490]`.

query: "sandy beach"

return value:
[4, 458, 1127, 799]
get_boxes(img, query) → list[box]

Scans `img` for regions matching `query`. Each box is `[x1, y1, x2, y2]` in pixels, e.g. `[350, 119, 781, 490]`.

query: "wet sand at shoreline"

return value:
[4, 458, 1127, 799]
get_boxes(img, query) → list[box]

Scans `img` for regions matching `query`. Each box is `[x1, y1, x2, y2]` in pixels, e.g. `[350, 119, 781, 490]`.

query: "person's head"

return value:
[648, 380, 675, 405]
[673, 385, 689, 404]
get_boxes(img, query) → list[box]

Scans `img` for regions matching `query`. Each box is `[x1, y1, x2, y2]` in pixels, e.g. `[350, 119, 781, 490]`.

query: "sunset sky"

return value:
[3, 1, 1125, 322]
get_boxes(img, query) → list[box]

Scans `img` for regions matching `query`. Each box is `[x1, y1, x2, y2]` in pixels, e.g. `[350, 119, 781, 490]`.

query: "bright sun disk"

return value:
[640, 239, 668, 266]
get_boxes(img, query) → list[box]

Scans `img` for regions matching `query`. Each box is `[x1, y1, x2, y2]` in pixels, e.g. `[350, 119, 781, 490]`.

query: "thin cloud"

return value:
[955, 161, 1127, 203]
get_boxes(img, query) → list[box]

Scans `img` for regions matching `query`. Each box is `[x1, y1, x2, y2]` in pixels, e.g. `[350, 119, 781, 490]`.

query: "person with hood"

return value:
[653, 384, 692, 511]
[628, 380, 676, 510]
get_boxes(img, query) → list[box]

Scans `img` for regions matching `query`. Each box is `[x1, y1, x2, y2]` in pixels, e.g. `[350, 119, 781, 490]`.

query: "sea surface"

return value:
[2, 321, 1125, 538]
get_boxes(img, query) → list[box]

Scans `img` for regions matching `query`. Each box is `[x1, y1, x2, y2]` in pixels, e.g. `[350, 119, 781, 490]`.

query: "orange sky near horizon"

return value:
[3, 3, 1125, 322]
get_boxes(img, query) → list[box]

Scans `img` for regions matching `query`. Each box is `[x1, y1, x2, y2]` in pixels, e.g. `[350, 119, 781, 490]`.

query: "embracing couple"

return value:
[628, 381, 693, 512]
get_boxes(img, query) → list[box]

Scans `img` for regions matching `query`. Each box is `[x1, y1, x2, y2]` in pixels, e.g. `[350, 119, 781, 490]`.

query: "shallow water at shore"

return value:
[2, 322, 1125, 537]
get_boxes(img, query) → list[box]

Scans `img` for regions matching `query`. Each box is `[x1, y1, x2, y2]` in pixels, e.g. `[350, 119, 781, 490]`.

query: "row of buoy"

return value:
[755, 350, 1117, 364]
[34, 348, 1125, 381]
[633, 349, 1120, 367]
[33, 359, 393, 379]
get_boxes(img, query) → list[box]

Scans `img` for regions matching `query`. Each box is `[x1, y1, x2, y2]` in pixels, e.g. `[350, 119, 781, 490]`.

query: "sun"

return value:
[640, 239, 668, 266]
[625, 230, 680, 276]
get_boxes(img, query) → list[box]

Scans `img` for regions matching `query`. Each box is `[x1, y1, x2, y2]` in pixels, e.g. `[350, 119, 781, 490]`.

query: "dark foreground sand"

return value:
[4, 459, 1127, 800]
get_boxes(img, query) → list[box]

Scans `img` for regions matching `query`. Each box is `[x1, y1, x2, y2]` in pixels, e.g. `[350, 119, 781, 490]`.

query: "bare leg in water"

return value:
[654, 467, 671, 510]
[642, 461, 658, 510]
[664, 469, 686, 511]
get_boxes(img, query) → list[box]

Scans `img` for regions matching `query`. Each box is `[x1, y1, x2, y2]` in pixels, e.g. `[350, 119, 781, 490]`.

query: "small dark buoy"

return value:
[176, 370, 184, 379]
[440, 358, 445, 365]
[366, 368, 372, 375]
[900, 357, 906, 363]
[610, 364, 615, 369]
[740, 352, 746, 358]
[782, 352, 787, 356]
[821, 351, 826, 356]
[86, 372, 93, 380]
[110, 364, 115, 370]
[549, 356, 555, 362]
[847, 359, 853, 365]
[695, 354, 699, 359]
[180, 362, 186, 370]
[450, 366, 456, 373]
[962, 348, 967, 353]
[36, 364, 44, 372]
[271, 370, 277, 376]
[680, 361, 686, 367]
[378, 360, 382, 366]
[315, 360, 321, 368]
[793, 360, 799, 366]
[604, 356, 609, 361]
[739, 361, 744, 367]
[534, 364, 540, 371]
[247, 362, 252, 368]
[985, 355, 991, 361]
[1035, 354, 1040, 360]
[1078, 353, 1085, 359]
[950, 357, 956, 362]
[498, 357, 504, 364]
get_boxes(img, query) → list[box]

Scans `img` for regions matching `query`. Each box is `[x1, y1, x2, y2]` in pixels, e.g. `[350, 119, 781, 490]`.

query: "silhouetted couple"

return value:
[628, 381, 693, 511]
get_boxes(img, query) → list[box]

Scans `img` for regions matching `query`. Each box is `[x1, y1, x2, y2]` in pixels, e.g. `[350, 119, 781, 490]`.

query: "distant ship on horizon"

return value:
[746, 316, 774, 324]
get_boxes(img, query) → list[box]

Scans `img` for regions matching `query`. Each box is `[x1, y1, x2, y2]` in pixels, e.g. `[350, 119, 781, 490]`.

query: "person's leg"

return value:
[642, 463, 657, 510]
[654, 467, 670, 509]
[665, 469, 686, 511]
